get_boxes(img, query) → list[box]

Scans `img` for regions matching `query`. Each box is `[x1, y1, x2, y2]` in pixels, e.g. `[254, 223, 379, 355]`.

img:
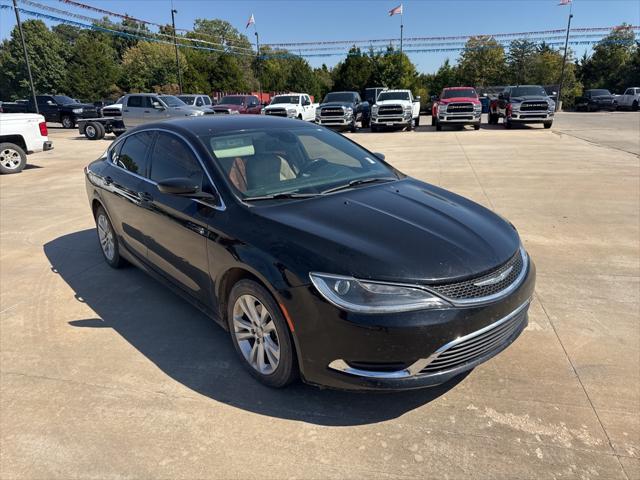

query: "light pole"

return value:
[12, 0, 38, 113]
[171, 8, 183, 94]
[255, 31, 262, 101]
[557, 8, 573, 111]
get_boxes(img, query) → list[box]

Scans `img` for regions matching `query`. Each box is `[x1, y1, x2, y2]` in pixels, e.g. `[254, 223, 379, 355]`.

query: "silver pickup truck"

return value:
[78, 93, 204, 140]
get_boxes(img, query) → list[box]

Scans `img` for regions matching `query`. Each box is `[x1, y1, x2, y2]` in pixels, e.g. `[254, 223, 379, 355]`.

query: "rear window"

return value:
[114, 131, 154, 176]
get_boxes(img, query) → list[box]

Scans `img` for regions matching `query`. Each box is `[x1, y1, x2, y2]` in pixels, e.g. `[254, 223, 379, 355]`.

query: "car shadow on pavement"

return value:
[45, 229, 467, 426]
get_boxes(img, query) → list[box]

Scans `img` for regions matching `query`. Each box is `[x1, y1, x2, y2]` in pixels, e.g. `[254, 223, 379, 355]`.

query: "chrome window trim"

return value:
[107, 128, 226, 211]
[327, 299, 531, 380]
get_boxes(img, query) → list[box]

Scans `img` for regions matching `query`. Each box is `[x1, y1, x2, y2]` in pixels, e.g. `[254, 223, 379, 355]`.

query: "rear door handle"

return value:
[144, 110, 150, 113]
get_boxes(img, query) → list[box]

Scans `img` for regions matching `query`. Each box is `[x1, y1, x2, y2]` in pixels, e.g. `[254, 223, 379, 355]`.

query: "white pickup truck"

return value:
[616, 87, 639, 111]
[0, 113, 53, 174]
[370, 89, 421, 131]
[262, 93, 318, 121]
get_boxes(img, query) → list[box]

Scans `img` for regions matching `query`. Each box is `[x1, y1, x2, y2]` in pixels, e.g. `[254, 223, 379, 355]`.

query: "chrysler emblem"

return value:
[473, 266, 514, 287]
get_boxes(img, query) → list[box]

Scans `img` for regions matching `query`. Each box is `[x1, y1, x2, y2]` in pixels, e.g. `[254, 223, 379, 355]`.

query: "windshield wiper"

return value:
[321, 177, 397, 195]
[243, 191, 320, 202]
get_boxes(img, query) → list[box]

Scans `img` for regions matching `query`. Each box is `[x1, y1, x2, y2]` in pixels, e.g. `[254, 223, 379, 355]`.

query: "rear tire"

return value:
[94, 206, 125, 268]
[227, 280, 298, 388]
[85, 121, 104, 140]
[0, 143, 27, 174]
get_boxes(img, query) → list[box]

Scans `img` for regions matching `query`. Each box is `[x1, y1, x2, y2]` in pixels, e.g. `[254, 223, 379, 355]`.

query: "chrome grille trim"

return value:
[320, 107, 345, 117]
[446, 102, 474, 113]
[420, 300, 529, 373]
[426, 247, 528, 306]
[520, 101, 548, 111]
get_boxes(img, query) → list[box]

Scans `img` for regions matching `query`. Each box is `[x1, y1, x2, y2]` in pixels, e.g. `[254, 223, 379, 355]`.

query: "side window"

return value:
[203, 96, 212, 105]
[149, 132, 204, 186]
[624, 89, 633, 95]
[117, 131, 154, 176]
[196, 97, 203, 107]
[127, 96, 143, 108]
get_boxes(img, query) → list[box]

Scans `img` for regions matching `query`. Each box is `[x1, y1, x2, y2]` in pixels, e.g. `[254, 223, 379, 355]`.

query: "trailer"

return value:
[77, 117, 126, 140]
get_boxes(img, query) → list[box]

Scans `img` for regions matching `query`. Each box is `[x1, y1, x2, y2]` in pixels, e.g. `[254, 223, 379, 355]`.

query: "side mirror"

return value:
[47, 100, 55, 106]
[157, 178, 199, 195]
[153, 102, 165, 110]
[373, 152, 385, 160]
[415, 96, 421, 101]
[430, 95, 439, 102]
[498, 93, 504, 100]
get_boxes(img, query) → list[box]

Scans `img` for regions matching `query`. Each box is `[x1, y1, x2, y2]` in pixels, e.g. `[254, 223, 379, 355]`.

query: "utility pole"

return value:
[400, 12, 403, 53]
[557, 5, 573, 111]
[12, 0, 38, 113]
[255, 31, 262, 102]
[171, 7, 183, 94]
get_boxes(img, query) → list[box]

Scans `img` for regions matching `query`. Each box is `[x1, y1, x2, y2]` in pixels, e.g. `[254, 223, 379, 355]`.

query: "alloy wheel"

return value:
[232, 294, 281, 374]
[97, 213, 115, 261]
[86, 125, 96, 138]
[0, 148, 22, 170]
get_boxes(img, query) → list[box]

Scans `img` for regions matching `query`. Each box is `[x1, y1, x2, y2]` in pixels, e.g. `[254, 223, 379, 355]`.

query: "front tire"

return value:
[543, 121, 553, 129]
[94, 206, 125, 268]
[0, 143, 27, 174]
[228, 280, 298, 388]
[633, 100, 639, 112]
[61, 115, 75, 129]
[415, 115, 420, 127]
[504, 118, 512, 129]
[371, 124, 378, 132]
[436, 123, 443, 131]
[474, 122, 481, 130]
[350, 121, 358, 133]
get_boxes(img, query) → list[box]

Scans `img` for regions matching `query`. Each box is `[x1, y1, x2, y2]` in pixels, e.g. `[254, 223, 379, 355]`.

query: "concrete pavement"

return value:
[1, 112, 638, 479]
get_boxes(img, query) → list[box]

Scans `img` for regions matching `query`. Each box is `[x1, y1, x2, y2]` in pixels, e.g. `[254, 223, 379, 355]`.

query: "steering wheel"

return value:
[300, 158, 329, 175]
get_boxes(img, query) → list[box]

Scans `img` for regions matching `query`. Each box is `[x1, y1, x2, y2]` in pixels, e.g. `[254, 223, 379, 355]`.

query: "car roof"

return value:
[443, 86, 476, 90]
[133, 115, 320, 137]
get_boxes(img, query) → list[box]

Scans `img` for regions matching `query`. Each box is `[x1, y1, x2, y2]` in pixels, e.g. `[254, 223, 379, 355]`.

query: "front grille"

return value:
[447, 102, 474, 113]
[102, 108, 121, 117]
[378, 105, 403, 115]
[520, 102, 548, 111]
[428, 250, 524, 300]
[420, 306, 527, 374]
[265, 108, 287, 117]
[321, 107, 344, 117]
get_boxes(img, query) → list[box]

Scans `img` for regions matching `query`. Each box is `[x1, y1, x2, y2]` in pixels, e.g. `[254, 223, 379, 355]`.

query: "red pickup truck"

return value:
[431, 87, 482, 131]
[212, 94, 262, 115]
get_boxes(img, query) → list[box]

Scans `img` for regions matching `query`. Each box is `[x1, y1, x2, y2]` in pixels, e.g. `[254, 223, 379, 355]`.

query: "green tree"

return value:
[120, 41, 186, 92]
[332, 47, 374, 92]
[507, 39, 537, 84]
[457, 36, 506, 87]
[580, 25, 636, 91]
[0, 20, 66, 100]
[370, 48, 418, 89]
[314, 64, 333, 101]
[420, 59, 459, 96]
[65, 31, 121, 100]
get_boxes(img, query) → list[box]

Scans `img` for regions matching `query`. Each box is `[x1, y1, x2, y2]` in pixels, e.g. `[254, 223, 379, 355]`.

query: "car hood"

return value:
[214, 104, 243, 111]
[320, 102, 355, 109]
[252, 178, 520, 284]
[440, 97, 480, 105]
[266, 104, 296, 109]
[592, 95, 614, 100]
[510, 96, 549, 103]
[62, 102, 96, 109]
[376, 99, 413, 106]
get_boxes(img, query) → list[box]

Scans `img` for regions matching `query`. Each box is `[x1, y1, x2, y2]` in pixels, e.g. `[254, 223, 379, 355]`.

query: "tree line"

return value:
[0, 18, 637, 108]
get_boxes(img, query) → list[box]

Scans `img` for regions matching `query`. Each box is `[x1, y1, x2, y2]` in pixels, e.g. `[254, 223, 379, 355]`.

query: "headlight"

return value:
[261, 108, 266, 115]
[438, 104, 447, 112]
[230, 110, 240, 115]
[309, 273, 451, 313]
[372, 105, 378, 114]
[403, 105, 412, 111]
[548, 101, 556, 112]
[287, 108, 297, 116]
[474, 103, 482, 111]
[345, 107, 353, 115]
[187, 110, 204, 116]
[72, 108, 83, 114]
[511, 103, 520, 111]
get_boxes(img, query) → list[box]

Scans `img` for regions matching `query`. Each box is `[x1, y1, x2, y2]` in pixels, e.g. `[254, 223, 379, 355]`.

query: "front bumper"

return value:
[438, 111, 481, 124]
[285, 258, 536, 391]
[316, 115, 353, 127]
[372, 113, 412, 126]
[508, 111, 554, 123]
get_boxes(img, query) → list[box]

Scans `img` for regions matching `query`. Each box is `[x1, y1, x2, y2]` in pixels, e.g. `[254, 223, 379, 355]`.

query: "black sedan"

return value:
[85, 116, 535, 391]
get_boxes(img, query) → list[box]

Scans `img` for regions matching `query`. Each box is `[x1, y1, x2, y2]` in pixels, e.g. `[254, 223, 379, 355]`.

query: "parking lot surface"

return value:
[1, 113, 638, 479]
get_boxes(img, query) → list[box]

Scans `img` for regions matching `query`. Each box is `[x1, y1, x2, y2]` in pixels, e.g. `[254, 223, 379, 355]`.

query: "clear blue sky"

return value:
[1, 0, 639, 73]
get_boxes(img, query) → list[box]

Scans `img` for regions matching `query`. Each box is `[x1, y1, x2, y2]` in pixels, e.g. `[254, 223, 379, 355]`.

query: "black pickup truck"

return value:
[1, 95, 99, 128]
[488, 85, 556, 129]
[315, 91, 370, 132]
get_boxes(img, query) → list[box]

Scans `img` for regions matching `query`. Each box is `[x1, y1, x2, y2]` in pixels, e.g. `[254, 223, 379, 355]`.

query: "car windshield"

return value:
[201, 127, 398, 199]
[377, 92, 410, 101]
[323, 93, 356, 103]
[219, 96, 245, 105]
[115, 96, 124, 104]
[271, 96, 300, 105]
[442, 89, 477, 99]
[590, 89, 611, 96]
[178, 96, 196, 105]
[53, 95, 76, 104]
[510, 86, 547, 97]
[160, 95, 186, 107]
